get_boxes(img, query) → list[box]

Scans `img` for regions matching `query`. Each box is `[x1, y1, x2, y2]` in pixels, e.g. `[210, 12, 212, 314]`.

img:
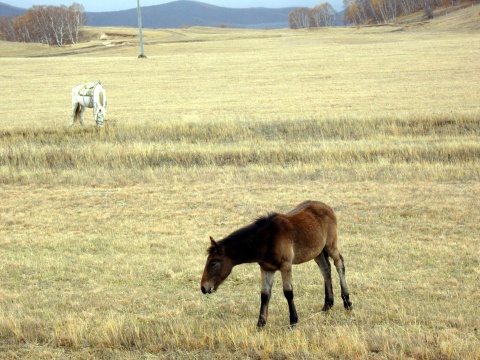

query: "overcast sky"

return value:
[12, 1, 344, 12]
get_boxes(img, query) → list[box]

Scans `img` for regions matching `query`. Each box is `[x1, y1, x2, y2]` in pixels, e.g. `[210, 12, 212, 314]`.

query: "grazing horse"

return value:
[71, 81, 107, 128]
[201, 200, 353, 328]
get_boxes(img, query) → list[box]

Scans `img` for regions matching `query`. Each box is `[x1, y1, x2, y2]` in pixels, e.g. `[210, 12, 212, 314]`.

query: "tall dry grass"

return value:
[1, 17, 480, 359]
[1, 114, 479, 185]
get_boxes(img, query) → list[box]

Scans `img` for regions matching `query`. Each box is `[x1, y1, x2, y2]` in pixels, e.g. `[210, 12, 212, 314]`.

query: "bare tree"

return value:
[344, 0, 373, 25]
[343, 0, 447, 25]
[372, 0, 399, 23]
[66, 3, 85, 44]
[0, 17, 16, 41]
[14, 14, 34, 42]
[289, 8, 310, 29]
[30, 6, 53, 44]
[399, 0, 422, 14]
[309, 3, 337, 27]
[0, 3, 85, 45]
[51, 6, 68, 45]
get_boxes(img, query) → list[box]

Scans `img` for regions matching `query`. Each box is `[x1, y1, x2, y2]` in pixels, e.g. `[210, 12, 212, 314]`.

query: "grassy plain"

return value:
[1, 6, 480, 359]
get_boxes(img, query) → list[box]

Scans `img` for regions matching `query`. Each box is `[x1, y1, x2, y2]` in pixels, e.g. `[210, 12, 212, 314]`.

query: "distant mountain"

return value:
[0, 2, 26, 17]
[85, 1, 296, 29]
[0, 1, 342, 29]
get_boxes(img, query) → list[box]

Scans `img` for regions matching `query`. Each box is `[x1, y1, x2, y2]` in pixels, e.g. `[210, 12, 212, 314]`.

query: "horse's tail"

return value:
[73, 103, 82, 123]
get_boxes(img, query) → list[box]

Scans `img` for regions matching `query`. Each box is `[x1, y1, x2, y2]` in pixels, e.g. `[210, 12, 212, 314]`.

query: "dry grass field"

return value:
[1, 5, 480, 359]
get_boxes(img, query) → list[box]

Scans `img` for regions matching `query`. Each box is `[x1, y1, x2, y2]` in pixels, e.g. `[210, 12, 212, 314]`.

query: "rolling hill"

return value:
[85, 1, 296, 29]
[0, 2, 26, 16]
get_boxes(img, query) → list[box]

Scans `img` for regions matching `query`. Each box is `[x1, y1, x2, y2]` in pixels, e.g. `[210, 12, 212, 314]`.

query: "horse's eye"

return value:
[209, 260, 220, 268]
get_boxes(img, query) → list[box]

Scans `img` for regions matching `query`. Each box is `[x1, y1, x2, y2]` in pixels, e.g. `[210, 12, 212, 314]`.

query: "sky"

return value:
[11, 1, 344, 12]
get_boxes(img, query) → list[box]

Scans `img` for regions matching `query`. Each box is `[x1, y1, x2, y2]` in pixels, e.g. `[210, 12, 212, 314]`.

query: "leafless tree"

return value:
[0, 3, 85, 45]
[289, 8, 310, 29]
[399, 0, 422, 14]
[372, 0, 399, 23]
[344, 1, 369, 24]
[343, 0, 452, 25]
[309, 3, 337, 27]
[66, 3, 85, 44]
[0, 17, 16, 41]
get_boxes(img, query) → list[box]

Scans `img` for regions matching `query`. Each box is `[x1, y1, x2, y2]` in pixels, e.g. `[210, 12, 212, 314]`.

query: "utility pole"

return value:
[137, 0, 146, 58]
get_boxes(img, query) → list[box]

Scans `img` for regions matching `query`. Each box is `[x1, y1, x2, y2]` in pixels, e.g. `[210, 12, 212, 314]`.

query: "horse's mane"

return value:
[218, 213, 278, 249]
[208, 213, 278, 255]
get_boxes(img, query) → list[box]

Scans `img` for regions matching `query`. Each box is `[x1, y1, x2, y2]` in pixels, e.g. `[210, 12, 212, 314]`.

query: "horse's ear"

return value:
[209, 237, 222, 255]
[210, 236, 218, 248]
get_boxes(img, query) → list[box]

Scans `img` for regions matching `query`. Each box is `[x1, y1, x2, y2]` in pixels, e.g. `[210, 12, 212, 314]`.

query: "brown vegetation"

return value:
[0, 10, 479, 358]
[289, 3, 338, 28]
[0, 3, 84, 45]
[344, 0, 478, 25]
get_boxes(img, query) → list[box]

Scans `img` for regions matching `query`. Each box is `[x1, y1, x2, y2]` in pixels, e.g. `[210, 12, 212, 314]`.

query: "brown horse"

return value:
[201, 200, 353, 327]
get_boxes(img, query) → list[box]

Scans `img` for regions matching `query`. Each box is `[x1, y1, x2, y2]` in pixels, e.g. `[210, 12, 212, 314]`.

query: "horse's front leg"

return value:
[280, 265, 298, 327]
[257, 268, 275, 328]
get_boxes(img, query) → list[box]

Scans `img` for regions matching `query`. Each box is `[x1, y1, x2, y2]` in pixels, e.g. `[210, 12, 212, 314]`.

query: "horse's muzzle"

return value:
[201, 285, 213, 294]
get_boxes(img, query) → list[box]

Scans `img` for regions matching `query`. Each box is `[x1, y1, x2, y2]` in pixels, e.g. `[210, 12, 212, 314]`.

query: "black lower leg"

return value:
[322, 287, 334, 311]
[284, 290, 298, 326]
[322, 275, 334, 312]
[342, 294, 353, 309]
[320, 250, 334, 312]
[257, 292, 270, 327]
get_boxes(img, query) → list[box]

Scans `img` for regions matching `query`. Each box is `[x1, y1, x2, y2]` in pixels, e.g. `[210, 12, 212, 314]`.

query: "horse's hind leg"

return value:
[280, 265, 298, 327]
[71, 102, 85, 126]
[331, 251, 353, 310]
[257, 268, 275, 328]
[315, 250, 334, 311]
[71, 102, 78, 126]
[79, 106, 86, 126]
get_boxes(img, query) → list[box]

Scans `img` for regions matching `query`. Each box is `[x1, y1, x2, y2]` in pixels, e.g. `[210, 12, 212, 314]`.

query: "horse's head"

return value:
[201, 237, 234, 294]
[95, 106, 107, 128]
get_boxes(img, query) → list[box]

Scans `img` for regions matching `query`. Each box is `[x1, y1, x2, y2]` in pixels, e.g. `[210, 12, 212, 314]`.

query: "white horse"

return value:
[71, 81, 107, 128]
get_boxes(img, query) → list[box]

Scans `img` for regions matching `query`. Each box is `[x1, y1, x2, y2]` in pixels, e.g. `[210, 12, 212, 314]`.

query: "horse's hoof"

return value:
[322, 302, 333, 312]
[342, 296, 353, 310]
[257, 317, 267, 328]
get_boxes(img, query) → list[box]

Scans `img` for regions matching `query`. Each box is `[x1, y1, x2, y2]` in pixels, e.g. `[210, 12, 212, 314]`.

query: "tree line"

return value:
[288, 2, 338, 29]
[343, 0, 477, 25]
[288, 0, 477, 28]
[0, 3, 85, 46]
